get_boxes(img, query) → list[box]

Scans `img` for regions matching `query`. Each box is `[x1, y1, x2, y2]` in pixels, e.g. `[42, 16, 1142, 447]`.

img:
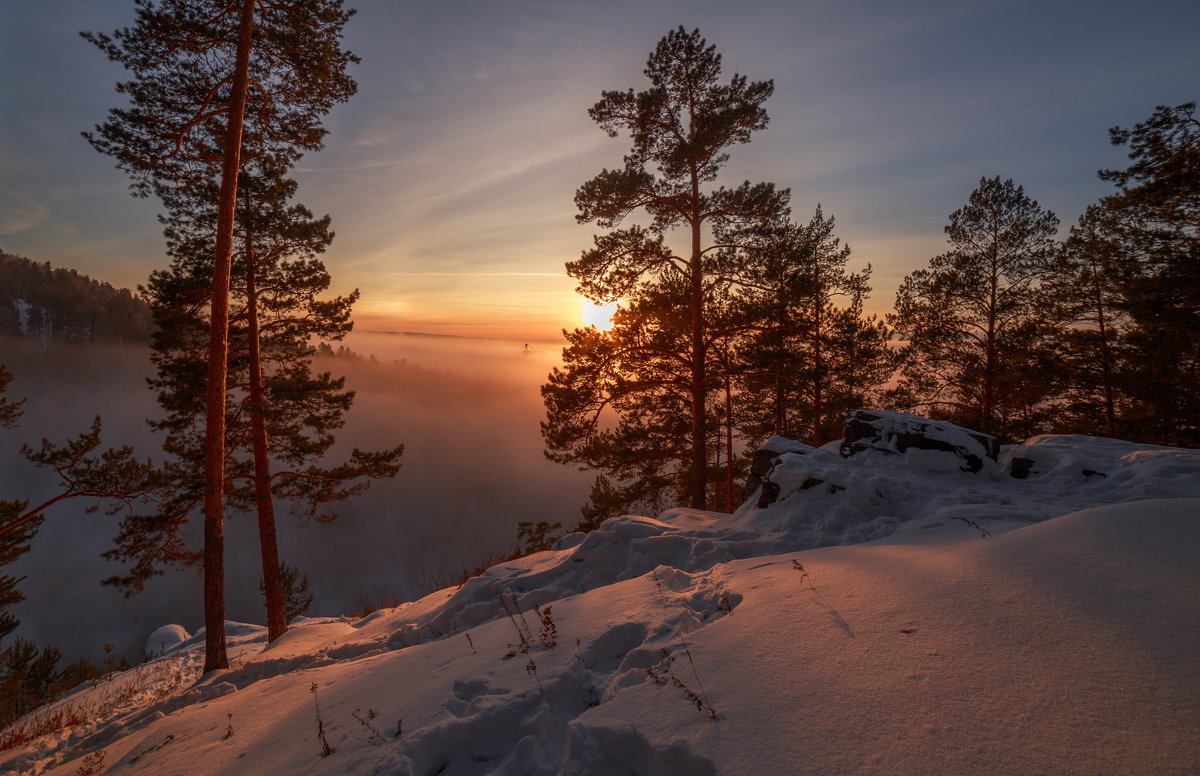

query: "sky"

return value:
[1, 0, 1198, 342]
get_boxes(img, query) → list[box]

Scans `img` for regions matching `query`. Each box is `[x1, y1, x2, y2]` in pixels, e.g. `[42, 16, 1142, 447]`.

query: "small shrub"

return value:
[534, 604, 558, 649]
[517, 521, 562, 554]
[498, 592, 534, 655]
[76, 749, 106, 776]
[259, 561, 315, 621]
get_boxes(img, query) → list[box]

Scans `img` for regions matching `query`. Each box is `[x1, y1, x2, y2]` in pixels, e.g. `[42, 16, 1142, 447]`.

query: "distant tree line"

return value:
[0, 251, 153, 345]
[544, 27, 1198, 527]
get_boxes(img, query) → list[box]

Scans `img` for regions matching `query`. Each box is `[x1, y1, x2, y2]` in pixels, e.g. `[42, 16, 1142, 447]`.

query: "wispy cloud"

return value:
[0, 192, 48, 235]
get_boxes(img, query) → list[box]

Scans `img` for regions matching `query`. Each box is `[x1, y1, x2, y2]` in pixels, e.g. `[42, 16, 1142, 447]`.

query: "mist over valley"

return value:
[1, 331, 590, 661]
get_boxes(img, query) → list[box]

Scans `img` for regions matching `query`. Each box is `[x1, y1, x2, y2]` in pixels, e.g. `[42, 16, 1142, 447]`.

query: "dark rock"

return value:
[1010, 457, 1035, 479]
[744, 447, 783, 500]
[839, 410, 999, 473]
[756, 480, 781, 509]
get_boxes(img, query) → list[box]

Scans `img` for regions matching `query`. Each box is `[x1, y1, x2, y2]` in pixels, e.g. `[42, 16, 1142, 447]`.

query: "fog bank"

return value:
[1, 332, 590, 661]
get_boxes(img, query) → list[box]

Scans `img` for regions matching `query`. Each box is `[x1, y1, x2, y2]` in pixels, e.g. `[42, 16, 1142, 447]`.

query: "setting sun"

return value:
[580, 299, 618, 330]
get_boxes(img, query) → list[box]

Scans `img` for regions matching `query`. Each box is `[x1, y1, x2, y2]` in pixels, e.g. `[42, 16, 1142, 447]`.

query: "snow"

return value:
[3, 433, 1198, 775]
[144, 625, 190, 657]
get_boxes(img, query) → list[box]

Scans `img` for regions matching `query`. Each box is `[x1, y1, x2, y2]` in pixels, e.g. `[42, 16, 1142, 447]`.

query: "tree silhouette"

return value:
[84, 0, 358, 671]
[891, 176, 1060, 437]
[544, 27, 789, 511]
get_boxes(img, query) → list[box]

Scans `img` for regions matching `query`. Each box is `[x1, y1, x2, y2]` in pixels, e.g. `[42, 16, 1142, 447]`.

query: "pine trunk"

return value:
[688, 178, 707, 510]
[246, 242, 288, 642]
[1093, 270, 1117, 435]
[202, 0, 256, 674]
[724, 373, 735, 512]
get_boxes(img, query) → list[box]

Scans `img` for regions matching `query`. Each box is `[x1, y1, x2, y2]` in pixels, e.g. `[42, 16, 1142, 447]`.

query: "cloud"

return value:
[0, 192, 48, 235]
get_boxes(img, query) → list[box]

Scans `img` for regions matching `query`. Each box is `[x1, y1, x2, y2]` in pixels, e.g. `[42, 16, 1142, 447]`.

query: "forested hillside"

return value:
[0, 251, 152, 345]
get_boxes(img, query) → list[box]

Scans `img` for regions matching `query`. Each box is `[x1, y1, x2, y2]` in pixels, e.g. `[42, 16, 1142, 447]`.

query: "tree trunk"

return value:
[812, 302, 825, 447]
[981, 254, 999, 435]
[1093, 270, 1117, 436]
[202, 0, 255, 674]
[724, 373, 735, 512]
[246, 237, 287, 642]
[688, 176, 707, 510]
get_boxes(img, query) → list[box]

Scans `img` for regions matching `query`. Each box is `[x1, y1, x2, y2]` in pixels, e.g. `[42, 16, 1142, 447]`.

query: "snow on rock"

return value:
[839, 409, 1000, 472]
[3, 428, 1198, 776]
[144, 625, 189, 656]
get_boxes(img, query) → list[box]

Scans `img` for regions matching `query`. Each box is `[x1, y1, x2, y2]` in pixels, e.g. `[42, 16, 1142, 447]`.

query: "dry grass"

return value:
[0, 652, 195, 752]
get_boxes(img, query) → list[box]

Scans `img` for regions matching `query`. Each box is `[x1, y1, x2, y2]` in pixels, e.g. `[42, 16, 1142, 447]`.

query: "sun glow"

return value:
[580, 299, 619, 331]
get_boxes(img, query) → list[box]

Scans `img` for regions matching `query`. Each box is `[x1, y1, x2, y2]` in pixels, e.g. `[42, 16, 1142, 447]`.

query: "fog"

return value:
[1, 332, 591, 661]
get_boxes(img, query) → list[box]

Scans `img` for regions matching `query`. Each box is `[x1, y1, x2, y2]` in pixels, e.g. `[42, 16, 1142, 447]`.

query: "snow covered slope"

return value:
[4, 434, 1199, 775]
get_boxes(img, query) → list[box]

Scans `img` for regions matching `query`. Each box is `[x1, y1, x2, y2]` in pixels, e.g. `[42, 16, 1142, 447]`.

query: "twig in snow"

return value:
[649, 570, 717, 720]
[310, 683, 332, 756]
[525, 658, 544, 694]
[574, 638, 600, 707]
[949, 516, 992, 538]
[351, 708, 384, 744]
[792, 559, 816, 590]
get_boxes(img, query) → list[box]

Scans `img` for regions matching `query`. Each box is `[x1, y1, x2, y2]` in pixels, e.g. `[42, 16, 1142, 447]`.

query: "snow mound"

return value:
[144, 625, 189, 656]
[4, 432, 1198, 776]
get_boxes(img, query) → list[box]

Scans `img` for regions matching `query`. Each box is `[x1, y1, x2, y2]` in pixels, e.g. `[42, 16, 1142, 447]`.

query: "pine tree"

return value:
[1, 407, 162, 644]
[1043, 205, 1132, 436]
[0, 367, 32, 642]
[1096, 102, 1199, 445]
[258, 561, 314, 623]
[735, 207, 894, 447]
[84, 0, 357, 671]
[544, 27, 789, 511]
[890, 176, 1061, 438]
[108, 166, 402, 641]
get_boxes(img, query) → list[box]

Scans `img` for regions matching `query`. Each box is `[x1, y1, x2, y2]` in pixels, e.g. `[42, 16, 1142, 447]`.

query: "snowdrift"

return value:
[4, 427, 1198, 775]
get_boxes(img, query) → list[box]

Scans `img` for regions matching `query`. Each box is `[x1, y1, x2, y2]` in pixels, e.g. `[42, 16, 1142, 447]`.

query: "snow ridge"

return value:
[3, 433, 1199, 775]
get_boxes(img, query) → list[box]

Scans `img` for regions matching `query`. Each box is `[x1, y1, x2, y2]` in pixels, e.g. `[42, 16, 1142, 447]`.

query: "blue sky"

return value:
[1, 0, 1197, 340]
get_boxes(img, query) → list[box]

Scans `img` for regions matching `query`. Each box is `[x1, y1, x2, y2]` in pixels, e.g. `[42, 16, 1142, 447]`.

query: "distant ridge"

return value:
[0, 250, 152, 345]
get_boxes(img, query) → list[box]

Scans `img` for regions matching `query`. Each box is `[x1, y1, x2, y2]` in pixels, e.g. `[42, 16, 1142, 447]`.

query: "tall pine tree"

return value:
[891, 176, 1060, 438]
[734, 207, 894, 447]
[85, 0, 358, 670]
[1096, 102, 1200, 445]
[543, 27, 789, 512]
[107, 164, 402, 642]
[1045, 204, 1132, 436]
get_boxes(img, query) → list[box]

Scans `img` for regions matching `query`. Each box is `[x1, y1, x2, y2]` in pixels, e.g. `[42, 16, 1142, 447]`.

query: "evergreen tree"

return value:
[544, 27, 789, 511]
[890, 176, 1061, 438]
[84, 0, 357, 671]
[258, 561, 314, 623]
[1097, 101, 1199, 445]
[108, 166, 402, 642]
[1045, 205, 1132, 436]
[0, 409, 162, 644]
[735, 207, 894, 447]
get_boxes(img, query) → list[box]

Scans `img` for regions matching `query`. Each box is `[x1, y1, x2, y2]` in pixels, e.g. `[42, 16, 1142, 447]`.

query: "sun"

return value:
[580, 299, 619, 331]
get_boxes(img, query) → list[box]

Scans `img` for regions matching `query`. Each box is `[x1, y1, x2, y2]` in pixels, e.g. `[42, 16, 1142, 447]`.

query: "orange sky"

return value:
[2, 1, 1197, 344]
